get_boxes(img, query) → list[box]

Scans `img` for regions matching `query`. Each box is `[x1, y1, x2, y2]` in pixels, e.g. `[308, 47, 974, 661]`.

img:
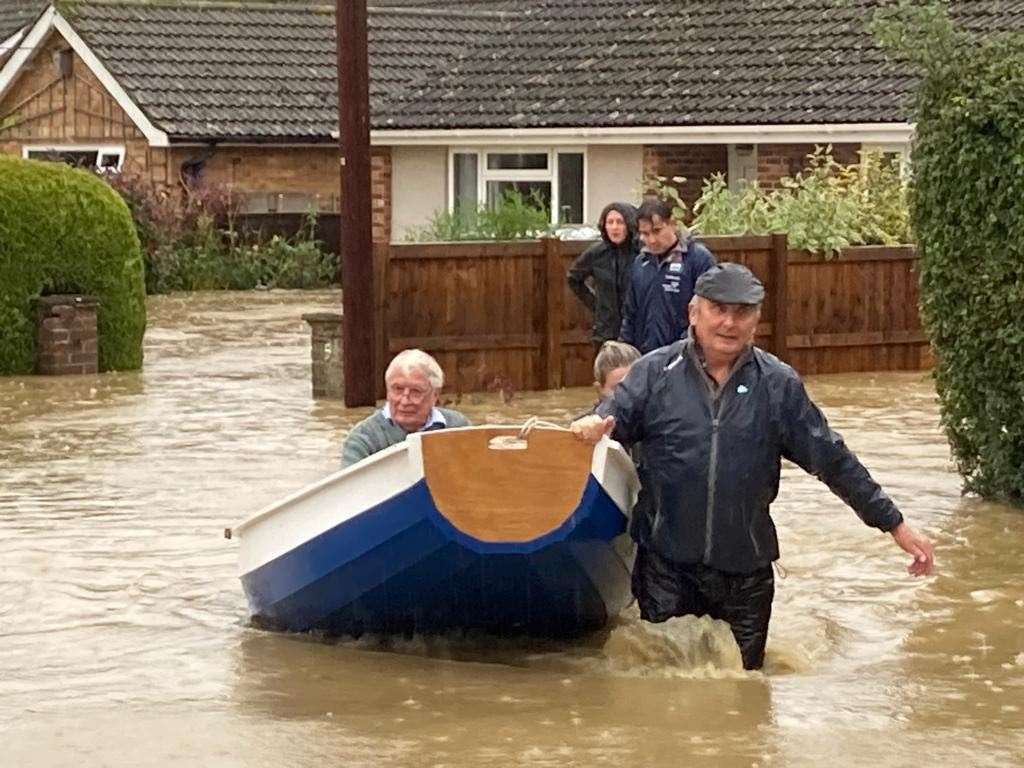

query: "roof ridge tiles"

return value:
[67, 0, 521, 21]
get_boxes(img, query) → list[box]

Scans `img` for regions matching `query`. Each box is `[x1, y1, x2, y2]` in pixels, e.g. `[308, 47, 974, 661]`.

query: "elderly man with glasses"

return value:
[341, 349, 470, 468]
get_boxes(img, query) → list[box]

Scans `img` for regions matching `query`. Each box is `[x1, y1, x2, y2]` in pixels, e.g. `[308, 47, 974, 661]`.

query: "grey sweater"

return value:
[341, 408, 471, 467]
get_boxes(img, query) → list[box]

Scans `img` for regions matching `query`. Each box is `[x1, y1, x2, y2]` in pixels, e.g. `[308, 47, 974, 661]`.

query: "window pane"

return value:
[453, 153, 478, 212]
[486, 152, 548, 170]
[557, 153, 584, 224]
[28, 149, 99, 168]
[486, 180, 551, 213]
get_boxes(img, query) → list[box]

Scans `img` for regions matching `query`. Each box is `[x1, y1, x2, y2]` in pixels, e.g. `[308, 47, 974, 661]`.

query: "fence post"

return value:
[542, 236, 564, 390]
[770, 232, 789, 361]
[372, 241, 390, 400]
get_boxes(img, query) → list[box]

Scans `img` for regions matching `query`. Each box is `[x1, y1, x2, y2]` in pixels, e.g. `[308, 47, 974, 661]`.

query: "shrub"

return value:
[103, 173, 335, 293]
[876, 2, 1024, 503]
[689, 147, 910, 255]
[407, 188, 552, 241]
[0, 155, 146, 373]
[642, 174, 689, 222]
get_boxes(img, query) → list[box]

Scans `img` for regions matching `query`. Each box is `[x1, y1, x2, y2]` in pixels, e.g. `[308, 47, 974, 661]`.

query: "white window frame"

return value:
[860, 142, 911, 178]
[22, 143, 126, 173]
[447, 147, 588, 226]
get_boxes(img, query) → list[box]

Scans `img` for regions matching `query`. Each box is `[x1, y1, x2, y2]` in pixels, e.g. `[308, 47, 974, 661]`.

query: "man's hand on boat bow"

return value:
[570, 414, 616, 444]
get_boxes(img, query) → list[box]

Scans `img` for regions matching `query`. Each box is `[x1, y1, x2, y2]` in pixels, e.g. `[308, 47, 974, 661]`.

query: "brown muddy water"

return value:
[1, 290, 1022, 767]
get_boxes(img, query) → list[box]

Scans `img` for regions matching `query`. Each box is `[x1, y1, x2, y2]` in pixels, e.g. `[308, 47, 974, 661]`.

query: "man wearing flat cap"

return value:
[571, 263, 934, 670]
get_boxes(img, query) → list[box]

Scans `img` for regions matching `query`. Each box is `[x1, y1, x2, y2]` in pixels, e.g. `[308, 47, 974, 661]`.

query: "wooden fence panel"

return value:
[380, 242, 548, 393]
[371, 238, 928, 395]
[784, 246, 925, 375]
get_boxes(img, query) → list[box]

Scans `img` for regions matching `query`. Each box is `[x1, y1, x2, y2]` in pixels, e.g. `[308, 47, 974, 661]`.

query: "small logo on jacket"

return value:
[737, 384, 749, 394]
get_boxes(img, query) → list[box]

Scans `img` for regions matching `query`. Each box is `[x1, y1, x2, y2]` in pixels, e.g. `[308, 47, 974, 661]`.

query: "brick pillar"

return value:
[371, 147, 392, 244]
[302, 312, 344, 399]
[34, 295, 99, 375]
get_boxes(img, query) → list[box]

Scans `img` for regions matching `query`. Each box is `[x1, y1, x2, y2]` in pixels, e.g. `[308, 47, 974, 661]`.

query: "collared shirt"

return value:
[685, 330, 754, 395]
[381, 402, 448, 432]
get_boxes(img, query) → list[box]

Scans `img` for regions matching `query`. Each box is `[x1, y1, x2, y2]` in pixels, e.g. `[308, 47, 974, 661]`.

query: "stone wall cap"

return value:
[302, 312, 343, 323]
[36, 294, 99, 308]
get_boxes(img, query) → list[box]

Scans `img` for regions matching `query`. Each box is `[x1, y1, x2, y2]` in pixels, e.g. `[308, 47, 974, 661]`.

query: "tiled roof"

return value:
[0, 1, 43, 69]
[11, 0, 1024, 141]
[0, 0, 40, 42]
[384, 0, 1024, 130]
[63, 1, 516, 140]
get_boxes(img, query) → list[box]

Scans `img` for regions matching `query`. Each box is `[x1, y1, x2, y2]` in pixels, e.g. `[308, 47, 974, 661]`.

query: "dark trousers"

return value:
[633, 546, 774, 670]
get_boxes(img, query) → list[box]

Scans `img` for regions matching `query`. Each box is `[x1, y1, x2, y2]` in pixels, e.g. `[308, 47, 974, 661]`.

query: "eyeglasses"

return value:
[387, 383, 432, 403]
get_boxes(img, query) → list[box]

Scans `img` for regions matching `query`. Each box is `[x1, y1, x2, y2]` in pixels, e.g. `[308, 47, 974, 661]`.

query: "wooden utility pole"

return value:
[336, 0, 375, 406]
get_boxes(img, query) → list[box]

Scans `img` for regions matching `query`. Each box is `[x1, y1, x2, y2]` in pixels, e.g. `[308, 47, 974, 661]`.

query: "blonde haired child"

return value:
[593, 340, 641, 400]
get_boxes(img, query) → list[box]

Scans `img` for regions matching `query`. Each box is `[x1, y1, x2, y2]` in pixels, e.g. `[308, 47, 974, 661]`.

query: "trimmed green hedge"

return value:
[877, 4, 1024, 504]
[0, 155, 146, 373]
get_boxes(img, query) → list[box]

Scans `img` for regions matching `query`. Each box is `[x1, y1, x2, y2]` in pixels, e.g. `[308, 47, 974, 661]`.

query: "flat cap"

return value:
[695, 262, 765, 305]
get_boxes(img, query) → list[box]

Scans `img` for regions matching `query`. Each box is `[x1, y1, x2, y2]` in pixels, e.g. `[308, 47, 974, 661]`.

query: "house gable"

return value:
[0, 5, 168, 146]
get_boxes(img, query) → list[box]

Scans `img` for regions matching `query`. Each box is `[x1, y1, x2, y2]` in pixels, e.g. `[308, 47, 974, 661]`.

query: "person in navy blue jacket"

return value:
[619, 198, 716, 354]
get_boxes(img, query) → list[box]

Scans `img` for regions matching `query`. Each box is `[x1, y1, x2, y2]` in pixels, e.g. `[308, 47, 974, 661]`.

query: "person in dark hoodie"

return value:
[620, 198, 716, 354]
[567, 202, 640, 354]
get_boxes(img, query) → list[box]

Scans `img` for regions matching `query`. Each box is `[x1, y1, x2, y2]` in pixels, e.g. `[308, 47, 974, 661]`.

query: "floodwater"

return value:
[1, 290, 1022, 767]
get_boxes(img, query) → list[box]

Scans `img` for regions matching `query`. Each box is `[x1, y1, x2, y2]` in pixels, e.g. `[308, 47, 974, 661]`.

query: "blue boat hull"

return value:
[241, 475, 633, 638]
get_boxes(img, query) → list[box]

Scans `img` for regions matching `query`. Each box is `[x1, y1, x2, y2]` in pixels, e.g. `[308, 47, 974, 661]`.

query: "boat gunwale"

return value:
[228, 425, 635, 539]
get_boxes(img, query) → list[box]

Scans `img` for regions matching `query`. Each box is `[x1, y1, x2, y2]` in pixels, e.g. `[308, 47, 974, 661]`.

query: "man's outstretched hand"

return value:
[891, 522, 935, 576]
[569, 414, 615, 444]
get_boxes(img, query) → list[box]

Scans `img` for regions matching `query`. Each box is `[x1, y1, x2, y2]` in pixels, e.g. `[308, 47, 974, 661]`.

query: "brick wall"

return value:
[185, 145, 340, 211]
[641, 142, 866, 208]
[757, 142, 861, 189]
[642, 144, 728, 216]
[371, 147, 392, 244]
[181, 144, 393, 243]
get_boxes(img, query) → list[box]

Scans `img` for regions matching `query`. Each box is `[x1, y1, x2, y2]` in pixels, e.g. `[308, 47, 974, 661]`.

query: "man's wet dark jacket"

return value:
[567, 223, 638, 345]
[598, 338, 904, 573]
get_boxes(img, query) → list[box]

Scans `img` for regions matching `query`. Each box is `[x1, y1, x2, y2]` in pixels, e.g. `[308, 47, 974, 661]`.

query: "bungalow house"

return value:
[0, 1, 1017, 242]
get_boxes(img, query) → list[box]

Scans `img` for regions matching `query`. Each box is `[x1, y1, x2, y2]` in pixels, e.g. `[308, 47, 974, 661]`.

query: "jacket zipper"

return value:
[684, 341, 753, 564]
[704, 407, 720, 562]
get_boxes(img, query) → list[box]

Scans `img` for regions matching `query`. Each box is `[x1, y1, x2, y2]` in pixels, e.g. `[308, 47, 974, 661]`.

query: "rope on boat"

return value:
[488, 416, 566, 450]
[517, 416, 567, 439]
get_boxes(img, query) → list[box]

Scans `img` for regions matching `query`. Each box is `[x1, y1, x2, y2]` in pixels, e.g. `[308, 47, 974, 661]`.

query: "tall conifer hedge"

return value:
[877, 4, 1024, 503]
[0, 155, 146, 373]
